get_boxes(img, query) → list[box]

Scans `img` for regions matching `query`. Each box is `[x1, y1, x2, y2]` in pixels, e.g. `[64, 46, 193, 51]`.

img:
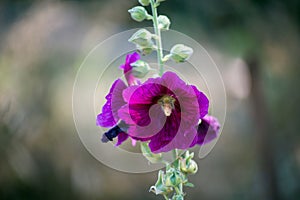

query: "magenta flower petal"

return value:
[148, 115, 179, 152]
[189, 115, 220, 147]
[191, 85, 209, 118]
[118, 103, 166, 139]
[116, 132, 129, 146]
[96, 79, 127, 127]
[160, 71, 187, 92]
[119, 52, 140, 86]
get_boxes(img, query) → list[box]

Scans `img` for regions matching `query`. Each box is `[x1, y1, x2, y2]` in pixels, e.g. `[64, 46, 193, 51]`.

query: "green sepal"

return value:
[184, 182, 195, 188]
[136, 44, 155, 55]
[165, 168, 184, 187]
[141, 142, 163, 163]
[149, 170, 173, 195]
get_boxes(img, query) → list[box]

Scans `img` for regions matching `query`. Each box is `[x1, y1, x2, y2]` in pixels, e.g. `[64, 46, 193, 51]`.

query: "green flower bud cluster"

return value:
[128, 0, 193, 66]
[149, 150, 198, 199]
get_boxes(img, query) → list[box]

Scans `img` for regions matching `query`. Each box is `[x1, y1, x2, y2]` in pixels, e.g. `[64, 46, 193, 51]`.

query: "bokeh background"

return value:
[0, 0, 299, 199]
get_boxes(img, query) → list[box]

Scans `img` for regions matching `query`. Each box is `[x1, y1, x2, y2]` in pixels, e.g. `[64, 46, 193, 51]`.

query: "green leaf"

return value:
[184, 182, 195, 188]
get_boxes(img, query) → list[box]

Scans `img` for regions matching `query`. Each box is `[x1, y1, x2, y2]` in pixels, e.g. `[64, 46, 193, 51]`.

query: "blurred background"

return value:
[0, 0, 299, 199]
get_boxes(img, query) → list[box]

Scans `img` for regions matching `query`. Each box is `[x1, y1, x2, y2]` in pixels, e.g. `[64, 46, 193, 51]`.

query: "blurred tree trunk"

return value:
[246, 56, 280, 200]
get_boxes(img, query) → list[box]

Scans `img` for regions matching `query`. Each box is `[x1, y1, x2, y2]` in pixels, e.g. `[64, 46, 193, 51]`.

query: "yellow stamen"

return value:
[158, 95, 175, 117]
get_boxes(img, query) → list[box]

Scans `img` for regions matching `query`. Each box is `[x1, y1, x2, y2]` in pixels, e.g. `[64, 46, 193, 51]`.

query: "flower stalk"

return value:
[150, 0, 164, 76]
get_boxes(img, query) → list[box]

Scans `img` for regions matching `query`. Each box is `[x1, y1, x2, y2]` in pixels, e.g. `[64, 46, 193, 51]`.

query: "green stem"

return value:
[163, 194, 169, 200]
[172, 149, 177, 160]
[173, 148, 184, 197]
[150, 0, 164, 76]
[179, 182, 183, 194]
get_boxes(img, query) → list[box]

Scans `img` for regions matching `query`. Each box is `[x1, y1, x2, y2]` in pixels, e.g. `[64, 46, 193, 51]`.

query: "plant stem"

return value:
[174, 187, 181, 195]
[172, 149, 177, 160]
[150, 0, 164, 76]
[179, 182, 183, 194]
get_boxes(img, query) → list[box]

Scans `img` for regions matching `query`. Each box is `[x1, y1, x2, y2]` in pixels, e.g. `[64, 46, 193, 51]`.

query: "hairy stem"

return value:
[150, 0, 164, 76]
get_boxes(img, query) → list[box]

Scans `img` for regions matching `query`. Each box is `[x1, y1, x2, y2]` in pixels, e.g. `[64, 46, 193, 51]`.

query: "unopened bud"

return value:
[158, 15, 171, 30]
[165, 169, 183, 187]
[136, 44, 155, 55]
[170, 44, 193, 63]
[128, 6, 149, 22]
[129, 29, 153, 46]
[131, 60, 151, 78]
[138, 0, 150, 6]
[149, 170, 173, 195]
[180, 159, 198, 174]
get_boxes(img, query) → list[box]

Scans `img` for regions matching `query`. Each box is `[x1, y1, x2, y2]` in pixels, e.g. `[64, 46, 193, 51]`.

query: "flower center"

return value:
[158, 95, 176, 116]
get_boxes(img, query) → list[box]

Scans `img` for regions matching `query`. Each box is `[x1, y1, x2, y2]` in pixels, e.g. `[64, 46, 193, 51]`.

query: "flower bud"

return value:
[128, 6, 149, 22]
[131, 60, 151, 78]
[180, 159, 198, 174]
[138, 0, 150, 6]
[165, 169, 183, 187]
[170, 44, 193, 63]
[128, 29, 153, 46]
[149, 170, 173, 195]
[136, 44, 155, 55]
[158, 15, 171, 30]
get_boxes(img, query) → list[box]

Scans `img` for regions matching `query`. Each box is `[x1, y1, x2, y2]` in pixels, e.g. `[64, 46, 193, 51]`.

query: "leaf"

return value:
[184, 182, 195, 188]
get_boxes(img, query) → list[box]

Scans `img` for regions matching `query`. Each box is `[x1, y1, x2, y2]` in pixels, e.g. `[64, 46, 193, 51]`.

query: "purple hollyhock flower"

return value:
[118, 71, 219, 153]
[96, 52, 141, 146]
